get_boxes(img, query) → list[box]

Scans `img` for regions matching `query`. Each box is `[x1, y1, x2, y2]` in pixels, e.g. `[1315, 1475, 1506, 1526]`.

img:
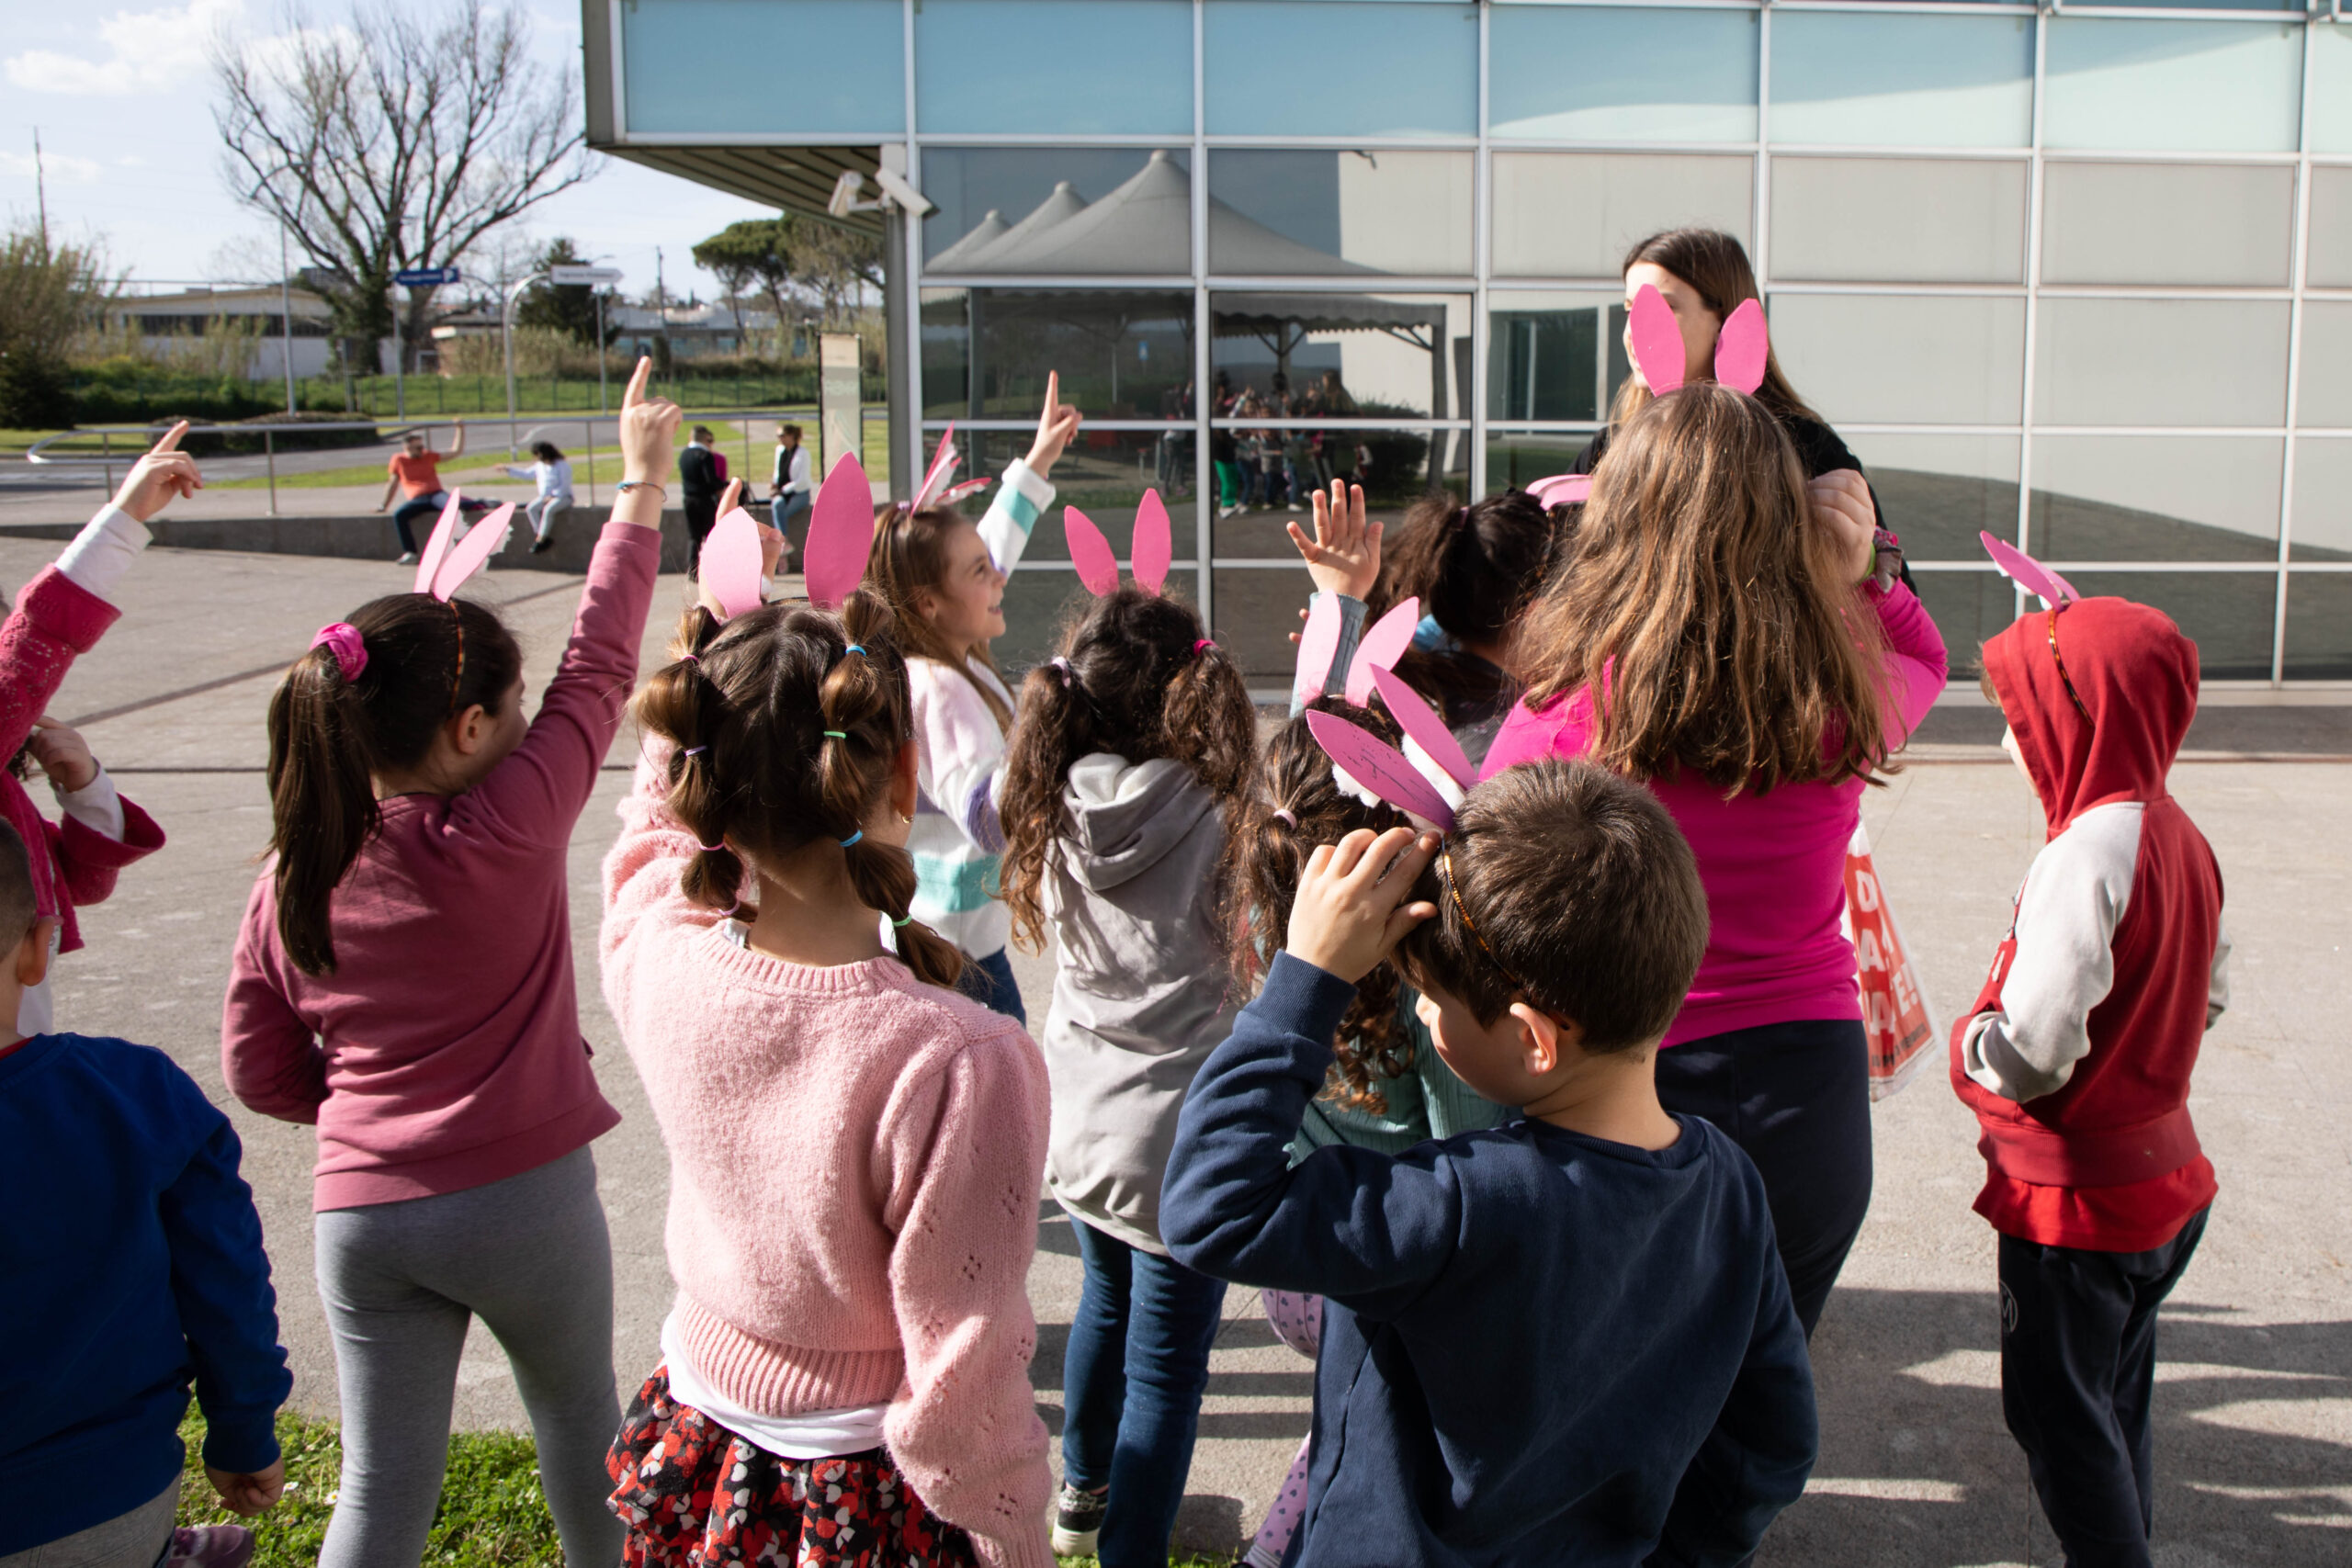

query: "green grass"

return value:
[175, 1411, 1224, 1567]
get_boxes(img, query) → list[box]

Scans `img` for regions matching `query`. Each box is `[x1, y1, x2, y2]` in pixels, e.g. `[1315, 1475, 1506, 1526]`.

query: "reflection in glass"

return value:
[1911, 572, 2032, 671]
[2058, 572, 2278, 680]
[1488, 6, 1756, 143]
[997, 567, 1204, 676]
[1487, 294, 1618, 423]
[2030, 436, 2282, 562]
[2313, 25, 2352, 156]
[913, 1, 1191, 135]
[922, 150, 1191, 275]
[2034, 299, 2288, 429]
[1204, 3, 1477, 139]
[1205, 152, 1472, 277]
[1843, 434, 2022, 563]
[2296, 305, 2352, 431]
[2283, 573, 2352, 678]
[1210, 293, 1473, 420]
[922, 288, 1194, 420]
[938, 429, 1204, 564]
[1212, 429, 1466, 561]
[2042, 18, 2301, 153]
[1491, 153, 1753, 279]
[1770, 158, 2026, 285]
[1770, 12, 2033, 149]
[1769, 294, 2025, 427]
[1487, 430, 1601, 494]
[2040, 163, 2292, 288]
[2305, 168, 2352, 290]
[621, 0, 902, 134]
[2287, 437, 2352, 561]
[1211, 569, 1320, 679]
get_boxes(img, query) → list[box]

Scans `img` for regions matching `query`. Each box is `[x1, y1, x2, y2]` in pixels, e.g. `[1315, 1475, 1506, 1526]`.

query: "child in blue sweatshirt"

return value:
[0, 819, 291, 1568]
[1161, 759, 1816, 1567]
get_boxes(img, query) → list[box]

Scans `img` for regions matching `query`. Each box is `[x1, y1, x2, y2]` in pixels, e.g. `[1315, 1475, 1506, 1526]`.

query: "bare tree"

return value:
[211, 0, 597, 376]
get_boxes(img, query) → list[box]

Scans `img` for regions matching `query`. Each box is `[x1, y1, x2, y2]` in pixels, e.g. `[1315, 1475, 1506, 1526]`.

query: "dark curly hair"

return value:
[1223, 696, 1416, 1113]
[999, 585, 1257, 957]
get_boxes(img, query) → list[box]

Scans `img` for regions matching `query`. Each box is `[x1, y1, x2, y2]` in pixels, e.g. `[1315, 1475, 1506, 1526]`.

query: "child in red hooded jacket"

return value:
[1953, 593, 2227, 1568]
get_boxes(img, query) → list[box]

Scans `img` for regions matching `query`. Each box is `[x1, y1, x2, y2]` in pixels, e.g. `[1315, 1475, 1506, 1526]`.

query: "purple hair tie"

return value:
[311, 622, 368, 681]
[698, 840, 726, 853]
[680, 653, 701, 665]
[1273, 807, 1298, 828]
[1050, 656, 1074, 689]
[682, 746, 707, 757]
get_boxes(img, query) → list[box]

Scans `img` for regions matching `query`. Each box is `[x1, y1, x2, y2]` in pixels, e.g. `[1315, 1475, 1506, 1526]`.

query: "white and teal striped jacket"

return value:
[905, 457, 1056, 960]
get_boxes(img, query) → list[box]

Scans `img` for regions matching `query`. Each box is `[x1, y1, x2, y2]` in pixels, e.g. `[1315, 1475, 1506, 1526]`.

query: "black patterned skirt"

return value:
[605, 1370, 979, 1568]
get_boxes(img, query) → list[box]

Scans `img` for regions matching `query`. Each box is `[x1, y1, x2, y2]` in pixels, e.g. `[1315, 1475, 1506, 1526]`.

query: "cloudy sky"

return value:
[1, 0, 773, 301]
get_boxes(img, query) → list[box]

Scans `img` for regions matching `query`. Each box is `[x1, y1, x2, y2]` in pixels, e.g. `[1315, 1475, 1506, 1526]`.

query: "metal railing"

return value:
[24, 409, 886, 518]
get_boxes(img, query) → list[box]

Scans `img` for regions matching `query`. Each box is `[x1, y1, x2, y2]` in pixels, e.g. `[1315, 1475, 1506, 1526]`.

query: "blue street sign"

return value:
[395, 266, 461, 288]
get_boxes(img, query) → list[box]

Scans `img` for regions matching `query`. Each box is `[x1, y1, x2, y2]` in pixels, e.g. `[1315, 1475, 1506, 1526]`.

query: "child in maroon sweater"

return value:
[1953, 592, 2227, 1567]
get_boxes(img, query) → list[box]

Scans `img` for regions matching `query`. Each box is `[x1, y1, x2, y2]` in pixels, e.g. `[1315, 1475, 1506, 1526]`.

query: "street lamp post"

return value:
[502, 270, 548, 458]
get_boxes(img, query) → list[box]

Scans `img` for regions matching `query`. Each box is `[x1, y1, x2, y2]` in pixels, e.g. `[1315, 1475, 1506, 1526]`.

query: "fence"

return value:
[63, 366, 888, 425]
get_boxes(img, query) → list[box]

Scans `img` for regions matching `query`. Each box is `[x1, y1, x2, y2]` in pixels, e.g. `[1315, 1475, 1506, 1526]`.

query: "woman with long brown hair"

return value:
[1484, 382, 1949, 1336]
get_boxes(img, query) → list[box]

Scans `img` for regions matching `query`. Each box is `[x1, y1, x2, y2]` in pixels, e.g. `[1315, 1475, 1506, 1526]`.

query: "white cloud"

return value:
[0, 150, 105, 184]
[4, 0, 245, 96]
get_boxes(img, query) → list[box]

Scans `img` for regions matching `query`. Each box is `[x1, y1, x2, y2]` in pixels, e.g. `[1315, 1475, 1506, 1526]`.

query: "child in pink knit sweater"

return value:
[599, 588, 1055, 1568]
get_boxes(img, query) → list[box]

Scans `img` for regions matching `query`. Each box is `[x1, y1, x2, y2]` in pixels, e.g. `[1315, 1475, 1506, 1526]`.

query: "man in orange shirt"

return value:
[376, 421, 468, 564]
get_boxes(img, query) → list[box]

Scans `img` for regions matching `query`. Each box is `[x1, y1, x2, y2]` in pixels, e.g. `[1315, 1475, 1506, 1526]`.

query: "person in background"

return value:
[502, 441, 574, 557]
[2, 424, 189, 1039]
[377, 422, 469, 566]
[1161, 765, 1817, 1566]
[769, 423, 812, 570]
[679, 424, 726, 577]
[1487, 382, 1947, 1338]
[0, 816, 294, 1568]
[1957, 596, 2227, 1568]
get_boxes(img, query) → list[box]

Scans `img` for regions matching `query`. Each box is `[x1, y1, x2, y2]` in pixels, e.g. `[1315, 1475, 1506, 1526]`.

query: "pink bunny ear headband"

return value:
[309, 491, 515, 703]
[1291, 593, 1421, 714]
[1304, 666, 1477, 834]
[1982, 533, 2091, 722]
[1062, 488, 1175, 598]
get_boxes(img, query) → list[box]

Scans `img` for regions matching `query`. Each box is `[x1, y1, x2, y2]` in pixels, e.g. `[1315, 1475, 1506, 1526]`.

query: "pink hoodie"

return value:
[222, 518, 660, 1209]
[1483, 581, 1948, 1046]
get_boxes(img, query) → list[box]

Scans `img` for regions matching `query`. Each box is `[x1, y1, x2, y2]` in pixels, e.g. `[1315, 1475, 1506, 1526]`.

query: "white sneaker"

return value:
[1050, 1483, 1107, 1557]
[397, 551, 418, 565]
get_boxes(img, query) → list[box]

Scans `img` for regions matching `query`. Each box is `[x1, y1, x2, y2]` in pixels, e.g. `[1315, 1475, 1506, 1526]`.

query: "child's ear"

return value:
[15, 919, 58, 987]
[1510, 1003, 1560, 1076]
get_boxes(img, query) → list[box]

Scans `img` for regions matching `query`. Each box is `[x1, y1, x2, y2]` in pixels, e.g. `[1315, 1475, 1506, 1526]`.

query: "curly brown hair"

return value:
[999, 586, 1257, 958]
[1223, 696, 1416, 1113]
[631, 592, 965, 990]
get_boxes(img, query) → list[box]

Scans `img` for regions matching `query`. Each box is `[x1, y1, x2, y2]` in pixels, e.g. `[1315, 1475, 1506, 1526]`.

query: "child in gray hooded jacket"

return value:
[1000, 586, 1259, 1568]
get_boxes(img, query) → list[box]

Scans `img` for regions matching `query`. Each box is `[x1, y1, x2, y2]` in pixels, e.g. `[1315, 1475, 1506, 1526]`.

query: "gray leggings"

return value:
[314, 1147, 622, 1568]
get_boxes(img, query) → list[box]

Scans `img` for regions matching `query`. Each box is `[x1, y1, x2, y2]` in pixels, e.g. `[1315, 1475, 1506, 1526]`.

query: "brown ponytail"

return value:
[1222, 697, 1413, 1111]
[265, 594, 522, 974]
[631, 592, 966, 990]
[999, 586, 1257, 956]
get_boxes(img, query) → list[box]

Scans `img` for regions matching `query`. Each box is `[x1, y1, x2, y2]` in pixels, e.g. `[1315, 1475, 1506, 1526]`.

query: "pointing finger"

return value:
[623, 355, 653, 408]
[153, 419, 188, 455]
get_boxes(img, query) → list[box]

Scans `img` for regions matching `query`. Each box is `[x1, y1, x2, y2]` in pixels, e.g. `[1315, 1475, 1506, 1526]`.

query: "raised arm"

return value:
[465, 360, 674, 842]
[976, 372, 1080, 577]
[1286, 479, 1377, 717]
[1868, 579, 1950, 748]
[444, 418, 467, 460]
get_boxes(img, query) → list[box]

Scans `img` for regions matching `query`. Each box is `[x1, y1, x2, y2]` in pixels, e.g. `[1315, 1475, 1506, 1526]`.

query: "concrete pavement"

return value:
[12, 534, 2348, 1565]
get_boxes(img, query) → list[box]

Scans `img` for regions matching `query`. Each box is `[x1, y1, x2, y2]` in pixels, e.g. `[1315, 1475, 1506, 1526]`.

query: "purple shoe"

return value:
[166, 1525, 255, 1568]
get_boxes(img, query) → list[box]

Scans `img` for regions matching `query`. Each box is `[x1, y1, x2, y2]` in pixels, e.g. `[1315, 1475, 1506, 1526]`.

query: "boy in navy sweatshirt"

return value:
[0, 820, 292, 1568]
[1161, 758, 1815, 1567]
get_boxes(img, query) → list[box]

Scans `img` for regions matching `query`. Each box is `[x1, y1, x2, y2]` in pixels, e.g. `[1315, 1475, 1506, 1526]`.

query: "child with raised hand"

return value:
[600, 591, 1053, 1568]
[862, 375, 1084, 1022]
[2, 423, 195, 1036]
[995, 574, 1257, 1567]
[0, 819, 292, 1568]
[220, 357, 681, 1568]
[1162, 761, 1817, 1566]
[1956, 584, 2226, 1567]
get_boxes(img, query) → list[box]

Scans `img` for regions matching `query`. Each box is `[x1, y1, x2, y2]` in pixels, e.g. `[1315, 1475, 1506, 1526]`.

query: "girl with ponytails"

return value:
[861, 375, 1084, 1022]
[221, 358, 679, 1568]
[994, 503, 1257, 1568]
[599, 581, 1053, 1568]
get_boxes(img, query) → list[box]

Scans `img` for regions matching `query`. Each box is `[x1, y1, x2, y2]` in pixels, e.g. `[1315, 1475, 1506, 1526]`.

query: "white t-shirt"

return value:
[659, 1307, 889, 1460]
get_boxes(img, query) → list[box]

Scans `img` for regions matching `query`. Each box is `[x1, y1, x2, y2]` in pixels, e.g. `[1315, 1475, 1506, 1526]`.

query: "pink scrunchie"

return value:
[311, 622, 368, 682]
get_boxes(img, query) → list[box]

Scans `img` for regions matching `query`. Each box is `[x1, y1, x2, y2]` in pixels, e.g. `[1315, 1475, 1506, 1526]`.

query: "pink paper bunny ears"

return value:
[1063, 489, 1173, 598]
[911, 423, 995, 513]
[1526, 472, 1592, 510]
[411, 491, 515, 602]
[1305, 667, 1477, 832]
[703, 452, 881, 621]
[1626, 285, 1769, 398]
[1981, 532, 2080, 609]
[1291, 595, 1421, 713]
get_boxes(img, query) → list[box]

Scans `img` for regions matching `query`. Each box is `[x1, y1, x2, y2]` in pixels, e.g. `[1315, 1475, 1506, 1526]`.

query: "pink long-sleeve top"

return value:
[221, 518, 661, 1210]
[600, 754, 1054, 1568]
[1483, 581, 1949, 1047]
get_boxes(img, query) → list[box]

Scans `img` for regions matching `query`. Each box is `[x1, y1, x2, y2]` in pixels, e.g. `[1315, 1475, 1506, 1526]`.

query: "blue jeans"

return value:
[771, 491, 811, 549]
[954, 946, 1025, 1026]
[1063, 1217, 1227, 1568]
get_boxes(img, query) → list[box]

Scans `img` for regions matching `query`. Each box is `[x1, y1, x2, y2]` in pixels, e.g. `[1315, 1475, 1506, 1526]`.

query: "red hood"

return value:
[1984, 597, 2199, 836]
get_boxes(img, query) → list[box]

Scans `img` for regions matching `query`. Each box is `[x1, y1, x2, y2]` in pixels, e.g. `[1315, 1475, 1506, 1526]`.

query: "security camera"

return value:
[869, 166, 935, 218]
[827, 171, 872, 219]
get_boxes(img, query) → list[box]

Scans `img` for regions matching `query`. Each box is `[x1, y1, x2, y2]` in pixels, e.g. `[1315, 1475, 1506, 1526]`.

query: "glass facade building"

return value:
[587, 0, 2352, 682]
